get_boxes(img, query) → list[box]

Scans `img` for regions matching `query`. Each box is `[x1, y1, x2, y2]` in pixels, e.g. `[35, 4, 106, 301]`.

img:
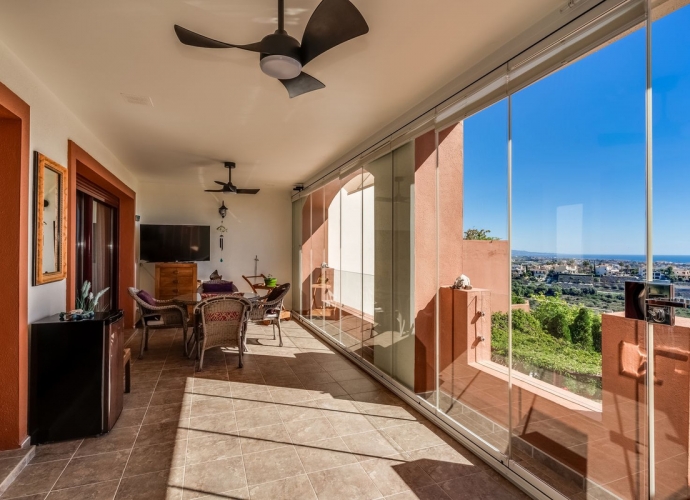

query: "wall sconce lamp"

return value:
[218, 201, 228, 219]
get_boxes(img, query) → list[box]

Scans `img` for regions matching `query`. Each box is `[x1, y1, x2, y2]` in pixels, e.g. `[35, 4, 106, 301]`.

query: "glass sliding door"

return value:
[291, 197, 304, 313]
[338, 168, 365, 355]
[510, 23, 647, 498]
[310, 188, 326, 331]
[391, 142, 416, 390]
[412, 130, 438, 402]
[322, 178, 343, 341]
[362, 153, 393, 371]
[290, 2, 690, 497]
[435, 100, 511, 459]
[300, 195, 312, 318]
[651, 3, 690, 498]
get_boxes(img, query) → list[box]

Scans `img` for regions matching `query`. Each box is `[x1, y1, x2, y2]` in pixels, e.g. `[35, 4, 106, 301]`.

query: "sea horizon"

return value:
[512, 251, 690, 264]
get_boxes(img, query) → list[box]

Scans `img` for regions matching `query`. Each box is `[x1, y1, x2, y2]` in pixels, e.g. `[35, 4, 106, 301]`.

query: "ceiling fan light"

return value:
[260, 55, 302, 80]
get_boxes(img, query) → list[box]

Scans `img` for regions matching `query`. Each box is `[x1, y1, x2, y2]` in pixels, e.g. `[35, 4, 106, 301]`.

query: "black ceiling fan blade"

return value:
[236, 189, 260, 195]
[300, 0, 369, 66]
[279, 72, 325, 98]
[174, 25, 264, 52]
[204, 189, 227, 192]
[214, 180, 227, 186]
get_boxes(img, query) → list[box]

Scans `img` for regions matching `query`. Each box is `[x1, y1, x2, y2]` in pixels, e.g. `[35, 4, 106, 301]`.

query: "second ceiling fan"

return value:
[205, 162, 260, 194]
[174, 0, 369, 98]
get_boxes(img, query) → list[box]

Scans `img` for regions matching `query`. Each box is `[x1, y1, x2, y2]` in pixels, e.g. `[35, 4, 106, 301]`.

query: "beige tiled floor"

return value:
[2, 321, 529, 500]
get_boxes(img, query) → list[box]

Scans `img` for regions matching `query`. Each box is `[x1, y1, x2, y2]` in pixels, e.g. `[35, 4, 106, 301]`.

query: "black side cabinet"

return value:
[29, 310, 124, 444]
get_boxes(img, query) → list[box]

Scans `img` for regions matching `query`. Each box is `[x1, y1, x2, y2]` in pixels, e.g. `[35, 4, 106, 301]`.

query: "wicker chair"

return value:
[248, 283, 290, 347]
[128, 287, 189, 359]
[197, 296, 251, 369]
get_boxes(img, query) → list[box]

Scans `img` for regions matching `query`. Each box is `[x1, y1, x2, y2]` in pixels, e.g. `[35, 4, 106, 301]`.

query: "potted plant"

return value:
[60, 281, 110, 321]
[264, 274, 277, 287]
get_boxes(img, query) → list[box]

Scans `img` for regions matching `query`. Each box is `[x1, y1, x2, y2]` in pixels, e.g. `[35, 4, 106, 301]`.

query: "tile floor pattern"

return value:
[2, 320, 530, 500]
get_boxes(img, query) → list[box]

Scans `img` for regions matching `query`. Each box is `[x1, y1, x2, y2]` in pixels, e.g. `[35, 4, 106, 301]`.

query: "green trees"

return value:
[490, 300, 603, 398]
[571, 308, 593, 348]
[491, 310, 601, 378]
[591, 315, 602, 352]
[512, 294, 602, 353]
[511, 292, 525, 304]
[546, 311, 572, 342]
[464, 228, 499, 241]
[663, 265, 677, 282]
[511, 308, 542, 334]
[532, 295, 574, 333]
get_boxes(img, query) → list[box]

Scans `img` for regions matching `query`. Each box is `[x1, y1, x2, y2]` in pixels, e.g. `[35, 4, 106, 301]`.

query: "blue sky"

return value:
[462, 5, 690, 257]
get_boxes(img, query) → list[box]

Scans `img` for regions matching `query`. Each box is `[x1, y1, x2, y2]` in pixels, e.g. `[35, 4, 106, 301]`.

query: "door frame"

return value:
[67, 141, 136, 327]
[0, 82, 30, 450]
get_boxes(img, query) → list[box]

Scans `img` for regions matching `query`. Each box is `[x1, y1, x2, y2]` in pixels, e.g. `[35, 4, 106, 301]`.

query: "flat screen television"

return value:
[140, 224, 211, 262]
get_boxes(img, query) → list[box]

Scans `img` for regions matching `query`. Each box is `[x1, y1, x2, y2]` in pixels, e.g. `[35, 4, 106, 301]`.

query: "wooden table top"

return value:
[251, 284, 278, 291]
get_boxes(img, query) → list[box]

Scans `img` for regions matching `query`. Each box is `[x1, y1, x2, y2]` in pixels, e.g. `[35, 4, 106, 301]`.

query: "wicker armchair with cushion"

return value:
[129, 287, 189, 359]
[197, 296, 251, 369]
[248, 283, 290, 347]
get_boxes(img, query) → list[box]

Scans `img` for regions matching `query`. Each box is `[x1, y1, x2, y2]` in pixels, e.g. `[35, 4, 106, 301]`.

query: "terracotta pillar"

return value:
[413, 124, 465, 394]
[0, 82, 30, 450]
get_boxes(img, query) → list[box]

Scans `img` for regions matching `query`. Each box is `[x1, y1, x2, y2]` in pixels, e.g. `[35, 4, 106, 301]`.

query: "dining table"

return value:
[173, 291, 261, 360]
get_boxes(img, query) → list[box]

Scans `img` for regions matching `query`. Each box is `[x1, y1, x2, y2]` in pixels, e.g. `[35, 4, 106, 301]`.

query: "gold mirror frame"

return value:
[33, 152, 68, 285]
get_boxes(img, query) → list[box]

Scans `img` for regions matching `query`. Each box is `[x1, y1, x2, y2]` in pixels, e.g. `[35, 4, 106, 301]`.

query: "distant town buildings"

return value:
[531, 266, 549, 281]
[554, 264, 577, 274]
[653, 271, 670, 281]
[512, 264, 525, 277]
[511, 255, 690, 285]
[595, 265, 609, 276]
[675, 268, 690, 281]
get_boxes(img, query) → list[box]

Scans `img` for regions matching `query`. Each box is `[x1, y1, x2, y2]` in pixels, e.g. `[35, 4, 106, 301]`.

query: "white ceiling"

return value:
[0, 0, 561, 191]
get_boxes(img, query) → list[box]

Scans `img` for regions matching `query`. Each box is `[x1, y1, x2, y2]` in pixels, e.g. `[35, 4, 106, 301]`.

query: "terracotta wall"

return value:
[439, 287, 493, 374]
[596, 313, 690, 497]
[0, 82, 29, 450]
[413, 130, 440, 394]
[461, 240, 510, 313]
[436, 124, 464, 286]
[412, 123, 510, 393]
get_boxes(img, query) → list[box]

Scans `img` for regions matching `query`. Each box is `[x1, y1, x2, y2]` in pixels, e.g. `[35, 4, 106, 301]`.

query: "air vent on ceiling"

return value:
[120, 93, 154, 107]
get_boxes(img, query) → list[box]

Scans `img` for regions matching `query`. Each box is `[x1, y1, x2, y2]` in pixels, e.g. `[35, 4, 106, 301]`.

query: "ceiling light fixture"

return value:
[259, 54, 302, 80]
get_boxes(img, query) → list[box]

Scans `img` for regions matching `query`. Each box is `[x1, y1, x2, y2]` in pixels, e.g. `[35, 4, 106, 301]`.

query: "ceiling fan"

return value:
[205, 162, 260, 194]
[174, 0, 369, 98]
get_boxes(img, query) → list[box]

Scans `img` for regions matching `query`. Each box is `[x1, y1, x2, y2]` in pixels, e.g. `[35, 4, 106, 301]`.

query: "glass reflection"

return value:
[511, 24, 647, 499]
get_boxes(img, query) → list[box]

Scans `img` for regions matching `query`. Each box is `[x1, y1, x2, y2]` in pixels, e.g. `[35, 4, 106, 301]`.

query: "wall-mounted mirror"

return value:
[33, 152, 67, 285]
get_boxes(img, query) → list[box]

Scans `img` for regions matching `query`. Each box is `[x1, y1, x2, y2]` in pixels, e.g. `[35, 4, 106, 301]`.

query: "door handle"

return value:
[645, 296, 689, 325]
[646, 298, 690, 309]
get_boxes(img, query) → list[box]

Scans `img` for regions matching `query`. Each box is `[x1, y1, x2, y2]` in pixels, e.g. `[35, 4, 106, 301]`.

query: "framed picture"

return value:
[33, 152, 68, 285]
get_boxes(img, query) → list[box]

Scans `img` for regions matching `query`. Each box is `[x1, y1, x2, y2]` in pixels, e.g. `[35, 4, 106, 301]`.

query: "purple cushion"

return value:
[137, 290, 156, 306]
[203, 281, 236, 293]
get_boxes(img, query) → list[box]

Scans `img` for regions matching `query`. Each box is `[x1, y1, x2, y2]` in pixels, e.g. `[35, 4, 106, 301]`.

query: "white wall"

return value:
[0, 39, 138, 323]
[136, 182, 293, 309]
